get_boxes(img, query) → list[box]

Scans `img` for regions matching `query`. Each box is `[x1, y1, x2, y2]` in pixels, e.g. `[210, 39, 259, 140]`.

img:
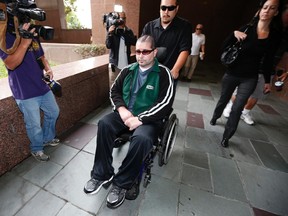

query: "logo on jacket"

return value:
[146, 85, 154, 90]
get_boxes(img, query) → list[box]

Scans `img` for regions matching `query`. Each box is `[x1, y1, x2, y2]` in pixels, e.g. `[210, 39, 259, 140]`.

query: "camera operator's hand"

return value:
[108, 25, 116, 34]
[44, 70, 53, 80]
[21, 23, 35, 43]
[39, 56, 54, 80]
[20, 23, 37, 40]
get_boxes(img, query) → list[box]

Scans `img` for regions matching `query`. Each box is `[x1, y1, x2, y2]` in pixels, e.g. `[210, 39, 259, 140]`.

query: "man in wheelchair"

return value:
[83, 35, 175, 208]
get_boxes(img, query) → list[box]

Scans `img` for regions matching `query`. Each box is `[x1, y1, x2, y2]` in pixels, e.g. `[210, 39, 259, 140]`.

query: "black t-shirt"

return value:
[142, 16, 192, 70]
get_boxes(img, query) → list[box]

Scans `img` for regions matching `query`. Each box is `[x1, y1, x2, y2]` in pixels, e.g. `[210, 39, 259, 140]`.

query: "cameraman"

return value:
[0, 22, 60, 162]
[105, 12, 137, 75]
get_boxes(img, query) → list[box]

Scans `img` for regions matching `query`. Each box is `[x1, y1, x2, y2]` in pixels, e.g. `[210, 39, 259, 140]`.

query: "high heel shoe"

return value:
[221, 138, 229, 148]
[210, 118, 216, 126]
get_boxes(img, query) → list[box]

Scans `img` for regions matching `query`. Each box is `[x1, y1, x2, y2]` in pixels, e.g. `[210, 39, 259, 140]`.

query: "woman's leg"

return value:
[211, 74, 239, 123]
[223, 77, 258, 140]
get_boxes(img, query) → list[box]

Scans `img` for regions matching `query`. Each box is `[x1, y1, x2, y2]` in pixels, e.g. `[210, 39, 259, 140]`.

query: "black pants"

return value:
[91, 112, 162, 189]
[212, 73, 258, 139]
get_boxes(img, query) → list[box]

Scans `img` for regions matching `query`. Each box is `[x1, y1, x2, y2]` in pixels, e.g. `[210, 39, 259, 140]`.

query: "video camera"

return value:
[0, 0, 54, 40]
[43, 74, 62, 97]
[102, 12, 125, 32]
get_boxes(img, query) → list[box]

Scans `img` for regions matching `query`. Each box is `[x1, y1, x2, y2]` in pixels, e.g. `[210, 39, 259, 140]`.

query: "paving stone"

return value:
[82, 136, 97, 154]
[22, 161, 62, 187]
[0, 172, 40, 216]
[178, 184, 253, 216]
[253, 207, 279, 216]
[49, 144, 79, 166]
[185, 127, 230, 159]
[183, 148, 209, 169]
[57, 203, 93, 216]
[139, 175, 180, 216]
[234, 121, 269, 142]
[59, 122, 97, 150]
[275, 144, 288, 165]
[261, 126, 288, 147]
[229, 136, 262, 166]
[209, 154, 247, 202]
[152, 145, 183, 183]
[15, 190, 66, 216]
[173, 99, 188, 112]
[238, 161, 288, 216]
[45, 151, 107, 214]
[181, 163, 212, 191]
[11, 156, 41, 177]
[187, 112, 204, 129]
[251, 139, 288, 173]
[189, 87, 212, 97]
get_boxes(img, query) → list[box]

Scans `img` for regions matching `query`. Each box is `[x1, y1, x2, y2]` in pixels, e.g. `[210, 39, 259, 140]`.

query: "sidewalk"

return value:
[0, 62, 288, 216]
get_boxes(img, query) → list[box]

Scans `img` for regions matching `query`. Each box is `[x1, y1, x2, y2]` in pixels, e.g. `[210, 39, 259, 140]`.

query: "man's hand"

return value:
[171, 69, 179, 79]
[124, 116, 143, 131]
[263, 83, 271, 94]
[278, 72, 288, 82]
[118, 106, 133, 122]
[108, 25, 116, 34]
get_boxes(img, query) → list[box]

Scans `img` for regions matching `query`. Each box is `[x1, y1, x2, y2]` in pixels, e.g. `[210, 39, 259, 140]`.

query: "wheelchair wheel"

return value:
[158, 114, 178, 166]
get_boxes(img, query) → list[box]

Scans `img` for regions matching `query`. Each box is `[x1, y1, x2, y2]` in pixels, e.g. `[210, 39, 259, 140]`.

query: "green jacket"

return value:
[110, 59, 174, 124]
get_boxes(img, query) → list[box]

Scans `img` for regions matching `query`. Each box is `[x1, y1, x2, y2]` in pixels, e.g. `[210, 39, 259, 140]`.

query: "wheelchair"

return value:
[114, 112, 179, 188]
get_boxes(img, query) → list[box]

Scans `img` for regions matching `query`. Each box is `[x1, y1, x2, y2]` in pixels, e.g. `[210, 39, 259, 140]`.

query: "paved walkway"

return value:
[1, 62, 288, 216]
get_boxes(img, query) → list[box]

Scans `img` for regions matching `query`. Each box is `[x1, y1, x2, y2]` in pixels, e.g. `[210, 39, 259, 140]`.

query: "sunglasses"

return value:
[135, 49, 155, 55]
[160, 5, 177, 11]
[196, 28, 202, 30]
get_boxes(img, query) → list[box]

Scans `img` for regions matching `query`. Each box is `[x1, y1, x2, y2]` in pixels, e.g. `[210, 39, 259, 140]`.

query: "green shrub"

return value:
[73, 44, 107, 59]
[0, 60, 8, 79]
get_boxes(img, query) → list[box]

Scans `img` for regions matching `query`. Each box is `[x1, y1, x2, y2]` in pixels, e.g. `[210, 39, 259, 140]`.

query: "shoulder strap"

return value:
[0, 3, 21, 55]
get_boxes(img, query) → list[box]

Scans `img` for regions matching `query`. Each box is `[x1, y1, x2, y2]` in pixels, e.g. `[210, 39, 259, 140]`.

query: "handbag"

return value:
[220, 14, 258, 67]
[220, 41, 243, 66]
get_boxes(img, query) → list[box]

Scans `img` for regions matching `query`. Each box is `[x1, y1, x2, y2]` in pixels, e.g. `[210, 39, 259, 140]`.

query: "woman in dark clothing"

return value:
[210, 0, 284, 147]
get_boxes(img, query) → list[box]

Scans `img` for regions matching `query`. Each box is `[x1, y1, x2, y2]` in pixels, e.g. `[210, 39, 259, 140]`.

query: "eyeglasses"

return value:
[160, 5, 177, 11]
[196, 28, 202, 30]
[135, 49, 155, 55]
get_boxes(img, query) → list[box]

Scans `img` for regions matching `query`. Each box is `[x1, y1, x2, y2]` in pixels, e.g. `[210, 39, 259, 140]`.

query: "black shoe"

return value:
[83, 176, 113, 194]
[210, 118, 216, 126]
[107, 184, 127, 208]
[125, 181, 140, 200]
[221, 138, 229, 148]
